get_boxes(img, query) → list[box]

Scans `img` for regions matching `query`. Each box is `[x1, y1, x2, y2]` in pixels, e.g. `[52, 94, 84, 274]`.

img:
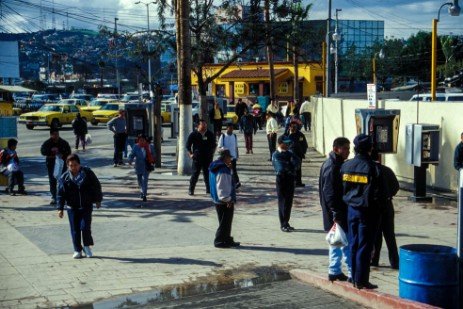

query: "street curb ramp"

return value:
[290, 269, 440, 309]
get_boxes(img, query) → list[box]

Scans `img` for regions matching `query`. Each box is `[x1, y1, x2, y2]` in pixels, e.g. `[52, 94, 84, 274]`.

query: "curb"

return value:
[289, 269, 439, 309]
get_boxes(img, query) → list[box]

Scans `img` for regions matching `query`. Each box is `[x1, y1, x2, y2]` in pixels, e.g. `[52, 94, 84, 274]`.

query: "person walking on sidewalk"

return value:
[280, 119, 308, 187]
[186, 119, 217, 195]
[41, 128, 72, 205]
[266, 112, 278, 161]
[272, 136, 301, 232]
[107, 109, 127, 167]
[57, 154, 102, 259]
[218, 124, 241, 188]
[240, 109, 257, 154]
[454, 131, 463, 171]
[341, 134, 382, 290]
[235, 98, 248, 123]
[209, 148, 239, 248]
[128, 134, 156, 202]
[71, 113, 88, 151]
[0, 139, 27, 196]
[319, 137, 352, 282]
[299, 97, 311, 131]
[370, 149, 400, 270]
[208, 102, 224, 138]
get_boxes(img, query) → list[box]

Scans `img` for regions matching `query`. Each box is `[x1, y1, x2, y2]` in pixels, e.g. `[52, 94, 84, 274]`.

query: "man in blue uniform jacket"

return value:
[340, 133, 381, 290]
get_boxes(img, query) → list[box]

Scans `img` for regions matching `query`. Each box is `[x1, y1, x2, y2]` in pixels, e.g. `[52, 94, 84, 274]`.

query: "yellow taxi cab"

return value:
[18, 103, 93, 130]
[81, 98, 119, 113]
[161, 102, 175, 123]
[223, 104, 239, 128]
[91, 103, 125, 125]
[58, 99, 90, 110]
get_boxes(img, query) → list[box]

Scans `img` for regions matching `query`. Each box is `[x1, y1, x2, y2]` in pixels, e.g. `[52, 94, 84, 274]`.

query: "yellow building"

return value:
[191, 61, 324, 104]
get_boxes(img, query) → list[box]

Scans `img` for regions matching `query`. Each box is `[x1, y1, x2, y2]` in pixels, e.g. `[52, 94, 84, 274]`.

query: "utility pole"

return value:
[114, 17, 120, 96]
[325, 0, 332, 97]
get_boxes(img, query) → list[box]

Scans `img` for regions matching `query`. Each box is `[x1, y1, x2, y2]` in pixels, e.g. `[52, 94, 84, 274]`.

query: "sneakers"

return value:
[72, 251, 82, 259]
[328, 273, 348, 282]
[83, 246, 92, 258]
[295, 183, 306, 187]
[281, 226, 291, 232]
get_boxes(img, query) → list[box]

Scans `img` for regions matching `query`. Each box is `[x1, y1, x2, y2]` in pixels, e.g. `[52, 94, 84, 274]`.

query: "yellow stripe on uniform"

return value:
[342, 174, 368, 184]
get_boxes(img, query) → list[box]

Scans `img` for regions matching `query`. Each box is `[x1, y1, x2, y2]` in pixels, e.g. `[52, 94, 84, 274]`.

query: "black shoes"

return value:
[188, 190, 194, 196]
[328, 273, 348, 282]
[50, 198, 57, 205]
[215, 241, 240, 249]
[355, 282, 378, 290]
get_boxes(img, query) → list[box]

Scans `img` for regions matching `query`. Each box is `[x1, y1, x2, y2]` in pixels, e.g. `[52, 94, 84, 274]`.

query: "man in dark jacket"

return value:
[235, 98, 248, 122]
[341, 133, 381, 290]
[41, 128, 71, 205]
[370, 149, 400, 269]
[209, 149, 239, 248]
[272, 136, 301, 232]
[281, 119, 308, 187]
[239, 109, 257, 154]
[72, 113, 88, 151]
[186, 119, 217, 195]
[319, 137, 351, 282]
[57, 154, 102, 259]
[454, 131, 463, 171]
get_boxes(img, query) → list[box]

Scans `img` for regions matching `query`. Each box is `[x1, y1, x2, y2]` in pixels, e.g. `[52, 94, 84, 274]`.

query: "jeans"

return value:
[137, 170, 150, 196]
[214, 202, 234, 246]
[276, 173, 295, 227]
[67, 207, 94, 252]
[329, 245, 352, 277]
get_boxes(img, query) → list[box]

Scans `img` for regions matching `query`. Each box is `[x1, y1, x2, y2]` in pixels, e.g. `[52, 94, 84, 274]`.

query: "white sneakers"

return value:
[72, 247, 92, 259]
[72, 251, 82, 259]
[83, 246, 92, 258]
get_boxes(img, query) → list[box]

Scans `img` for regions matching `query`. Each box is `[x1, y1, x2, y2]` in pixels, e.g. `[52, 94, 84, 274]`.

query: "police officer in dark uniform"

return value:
[280, 119, 308, 187]
[340, 134, 381, 290]
[186, 119, 217, 195]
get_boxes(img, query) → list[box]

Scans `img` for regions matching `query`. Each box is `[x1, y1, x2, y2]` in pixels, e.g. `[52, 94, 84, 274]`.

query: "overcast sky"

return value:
[1, 0, 462, 39]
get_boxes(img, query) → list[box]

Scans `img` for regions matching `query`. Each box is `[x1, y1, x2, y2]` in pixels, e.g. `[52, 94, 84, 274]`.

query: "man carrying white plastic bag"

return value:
[319, 137, 352, 282]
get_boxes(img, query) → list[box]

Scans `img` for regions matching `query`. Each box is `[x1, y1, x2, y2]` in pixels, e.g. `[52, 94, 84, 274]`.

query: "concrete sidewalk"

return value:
[0, 127, 458, 308]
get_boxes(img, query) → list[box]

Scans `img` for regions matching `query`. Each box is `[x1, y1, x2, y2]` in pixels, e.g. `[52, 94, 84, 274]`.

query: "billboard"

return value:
[0, 41, 20, 79]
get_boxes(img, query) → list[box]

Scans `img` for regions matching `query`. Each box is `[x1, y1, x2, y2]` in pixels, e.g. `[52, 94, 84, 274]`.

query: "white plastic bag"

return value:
[325, 223, 348, 247]
[7, 161, 19, 173]
[85, 134, 92, 145]
[53, 157, 64, 179]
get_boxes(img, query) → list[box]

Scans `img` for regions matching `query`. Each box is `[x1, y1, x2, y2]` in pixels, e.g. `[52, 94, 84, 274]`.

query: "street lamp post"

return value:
[135, 1, 156, 99]
[431, 1, 460, 101]
[332, 8, 341, 94]
[372, 49, 385, 86]
[325, 0, 332, 97]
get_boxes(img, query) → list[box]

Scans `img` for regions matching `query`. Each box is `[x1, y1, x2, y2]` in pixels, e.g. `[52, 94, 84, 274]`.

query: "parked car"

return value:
[58, 99, 90, 109]
[223, 104, 239, 128]
[81, 99, 118, 112]
[91, 103, 126, 125]
[409, 93, 463, 102]
[70, 94, 95, 102]
[18, 103, 93, 130]
[97, 93, 120, 100]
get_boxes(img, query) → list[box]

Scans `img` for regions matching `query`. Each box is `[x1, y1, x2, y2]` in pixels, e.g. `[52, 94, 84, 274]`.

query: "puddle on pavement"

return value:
[71, 265, 290, 309]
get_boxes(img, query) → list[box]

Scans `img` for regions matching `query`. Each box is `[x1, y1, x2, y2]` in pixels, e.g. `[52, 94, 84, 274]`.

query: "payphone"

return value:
[125, 102, 152, 148]
[355, 109, 401, 153]
[405, 123, 441, 202]
[405, 124, 440, 167]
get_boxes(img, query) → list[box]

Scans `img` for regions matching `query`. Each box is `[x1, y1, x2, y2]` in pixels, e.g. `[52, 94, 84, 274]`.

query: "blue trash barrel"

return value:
[399, 244, 458, 308]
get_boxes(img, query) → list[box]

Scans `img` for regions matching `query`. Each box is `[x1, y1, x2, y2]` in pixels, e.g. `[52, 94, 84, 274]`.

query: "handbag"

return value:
[145, 158, 154, 172]
[325, 223, 348, 247]
[85, 134, 92, 145]
[53, 157, 64, 179]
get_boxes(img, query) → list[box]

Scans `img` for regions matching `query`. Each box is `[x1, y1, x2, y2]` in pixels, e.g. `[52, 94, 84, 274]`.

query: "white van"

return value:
[409, 93, 463, 102]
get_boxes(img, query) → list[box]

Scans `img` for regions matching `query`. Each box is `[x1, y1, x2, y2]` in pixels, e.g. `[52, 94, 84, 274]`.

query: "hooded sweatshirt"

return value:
[208, 159, 236, 205]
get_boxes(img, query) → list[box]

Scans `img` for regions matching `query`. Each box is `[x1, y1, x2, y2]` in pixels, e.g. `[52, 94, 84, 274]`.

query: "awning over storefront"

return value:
[220, 68, 289, 80]
[0, 85, 36, 93]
